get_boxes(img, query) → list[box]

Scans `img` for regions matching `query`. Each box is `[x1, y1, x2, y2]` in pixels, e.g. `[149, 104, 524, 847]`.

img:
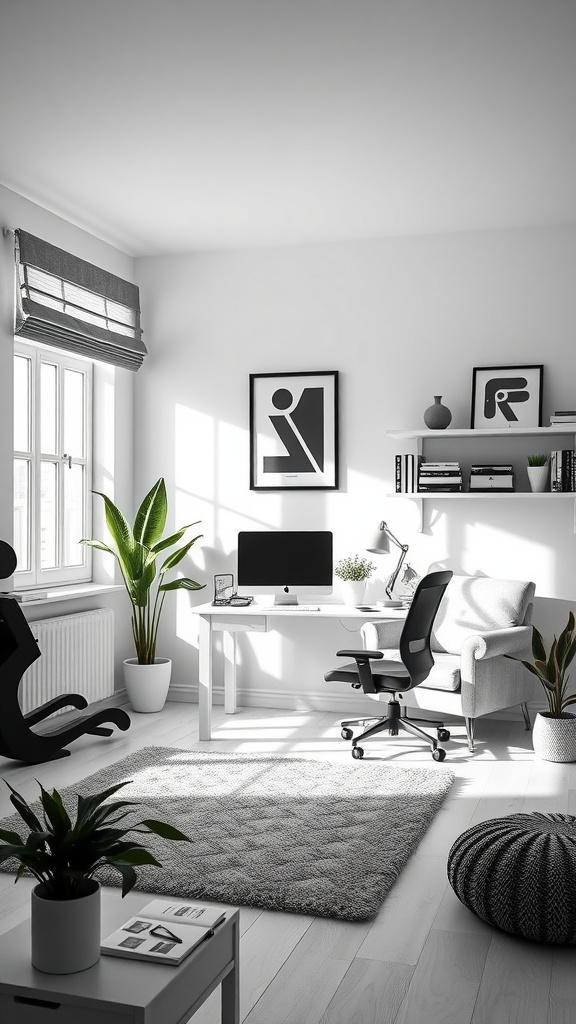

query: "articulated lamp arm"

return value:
[378, 521, 409, 601]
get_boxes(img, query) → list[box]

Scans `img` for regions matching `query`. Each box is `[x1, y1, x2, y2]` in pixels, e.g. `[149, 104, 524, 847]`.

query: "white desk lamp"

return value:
[367, 521, 409, 605]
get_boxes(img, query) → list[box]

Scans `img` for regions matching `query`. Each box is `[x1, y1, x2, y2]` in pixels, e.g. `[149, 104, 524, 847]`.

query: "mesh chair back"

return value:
[398, 570, 453, 687]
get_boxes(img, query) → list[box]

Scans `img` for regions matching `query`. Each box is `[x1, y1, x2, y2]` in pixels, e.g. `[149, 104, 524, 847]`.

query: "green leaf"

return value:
[5, 782, 44, 833]
[105, 860, 138, 898]
[107, 849, 163, 867]
[0, 828, 23, 844]
[39, 785, 72, 836]
[79, 539, 116, 555]
[532, 625, 547, 664]
[150, 522, 201, 555]
[93, 491, 134, 553]
[159, 537, 202, 574]
[140, 819, 191, 842]
[133, 479, 167, 548]
[160, 578, 205, 592]
[561, 694, 576, 709]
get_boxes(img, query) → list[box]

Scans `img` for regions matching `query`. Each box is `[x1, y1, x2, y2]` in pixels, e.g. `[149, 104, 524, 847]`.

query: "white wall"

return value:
[0, 185, 136, 687]
[135, 225, 576, 713]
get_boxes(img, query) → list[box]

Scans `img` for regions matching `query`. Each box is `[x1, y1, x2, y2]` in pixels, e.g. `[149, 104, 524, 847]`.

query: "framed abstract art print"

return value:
[250, 370, 339, 490]
[470, 364, 543, 429]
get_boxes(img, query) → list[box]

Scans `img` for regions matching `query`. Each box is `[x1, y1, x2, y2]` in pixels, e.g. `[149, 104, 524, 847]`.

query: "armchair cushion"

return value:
[431, 575, 535, 655]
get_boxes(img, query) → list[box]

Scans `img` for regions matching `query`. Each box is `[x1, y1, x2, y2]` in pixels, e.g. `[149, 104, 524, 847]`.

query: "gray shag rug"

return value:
[0, 747, 454, 921]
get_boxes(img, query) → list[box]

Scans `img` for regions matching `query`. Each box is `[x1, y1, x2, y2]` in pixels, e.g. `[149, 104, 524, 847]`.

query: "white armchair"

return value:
[361, 574, 536, 752]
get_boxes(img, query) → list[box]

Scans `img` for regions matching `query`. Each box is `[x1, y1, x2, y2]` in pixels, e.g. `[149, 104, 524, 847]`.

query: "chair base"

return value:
[341, 697, 449, 762]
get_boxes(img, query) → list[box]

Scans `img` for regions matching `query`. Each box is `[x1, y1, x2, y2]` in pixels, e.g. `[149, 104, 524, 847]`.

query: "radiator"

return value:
[20, 608, 115, 715]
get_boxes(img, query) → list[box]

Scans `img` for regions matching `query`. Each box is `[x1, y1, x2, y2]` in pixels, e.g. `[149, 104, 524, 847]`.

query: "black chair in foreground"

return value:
[325, 570, 453, 761]
[0, 541, 130, 764]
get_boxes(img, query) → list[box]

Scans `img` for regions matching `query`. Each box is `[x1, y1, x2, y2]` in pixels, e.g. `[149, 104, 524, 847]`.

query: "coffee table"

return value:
[0, 889, 239, 1023]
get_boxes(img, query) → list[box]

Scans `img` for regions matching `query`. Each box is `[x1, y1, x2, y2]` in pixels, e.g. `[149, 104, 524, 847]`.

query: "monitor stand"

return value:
[275, 590, 298, 606]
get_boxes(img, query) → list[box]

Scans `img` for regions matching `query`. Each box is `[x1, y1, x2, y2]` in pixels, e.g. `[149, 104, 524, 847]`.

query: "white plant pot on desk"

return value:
[123, 657, 172, 712]
[339, 580, 366, 606]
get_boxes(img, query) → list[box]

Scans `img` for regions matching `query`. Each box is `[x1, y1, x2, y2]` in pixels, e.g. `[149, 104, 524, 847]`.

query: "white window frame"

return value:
[14, 339, 93, 589]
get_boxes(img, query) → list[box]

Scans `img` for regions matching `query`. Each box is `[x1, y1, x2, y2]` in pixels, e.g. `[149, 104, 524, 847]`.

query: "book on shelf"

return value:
[395, 453, 419, 493]
[419, 474, 462, 483]
[551, 450, 575, 492]
[470, 465, 513, 474]
[550, 417, 576, 424]
[418, 485, 462, 492]
[100, 899, 226, 965]
[0, 590, 49, 603]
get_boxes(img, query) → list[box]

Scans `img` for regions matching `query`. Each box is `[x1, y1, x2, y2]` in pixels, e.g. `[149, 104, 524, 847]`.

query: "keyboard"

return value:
[260, 605, 320, 612]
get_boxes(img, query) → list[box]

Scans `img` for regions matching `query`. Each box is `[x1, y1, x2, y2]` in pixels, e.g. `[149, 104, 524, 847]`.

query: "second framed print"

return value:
[250, 371, 339, 490]
[470, 364, 543, 429]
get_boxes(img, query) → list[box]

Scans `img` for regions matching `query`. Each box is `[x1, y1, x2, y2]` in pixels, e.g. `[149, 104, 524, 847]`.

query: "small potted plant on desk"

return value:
[82, 478, 205, 713]
[507, 611, 576, 761]
[0, 779, 190, 974]
[334, 555, 376, 607]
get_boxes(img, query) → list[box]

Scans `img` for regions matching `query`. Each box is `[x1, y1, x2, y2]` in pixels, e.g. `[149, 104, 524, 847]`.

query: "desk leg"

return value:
[221, 919, 240, 1024]
[223, 630, 237, 715]
[198, 614, 212, 741]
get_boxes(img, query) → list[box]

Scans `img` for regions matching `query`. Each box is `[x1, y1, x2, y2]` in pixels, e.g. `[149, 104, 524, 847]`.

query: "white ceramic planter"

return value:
[532, 711, 576, 762]
[31, 880, 101, 974]
[123, 657, 172, 712]
[527, 465, 549, 492]
[338, 580, 367, 606]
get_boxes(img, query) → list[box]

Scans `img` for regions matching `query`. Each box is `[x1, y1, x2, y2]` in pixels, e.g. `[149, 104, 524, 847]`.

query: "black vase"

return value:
[423, 396, 452, 430]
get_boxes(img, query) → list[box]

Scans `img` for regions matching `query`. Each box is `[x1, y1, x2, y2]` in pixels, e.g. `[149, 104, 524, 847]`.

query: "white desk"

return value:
[195, 602, 407, 741]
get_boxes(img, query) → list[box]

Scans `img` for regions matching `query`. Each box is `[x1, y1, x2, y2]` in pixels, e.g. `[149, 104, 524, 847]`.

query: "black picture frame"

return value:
[470, 364, 544, 429]
[250, 370, 339, 490]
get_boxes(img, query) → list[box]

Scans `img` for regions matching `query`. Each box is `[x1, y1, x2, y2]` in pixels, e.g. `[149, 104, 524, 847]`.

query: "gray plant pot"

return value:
[31, 880, 101, 974]
[532, 712, 576, 762]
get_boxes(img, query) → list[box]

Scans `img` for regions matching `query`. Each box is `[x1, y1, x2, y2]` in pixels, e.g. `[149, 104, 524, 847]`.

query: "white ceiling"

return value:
[1, 0, 575, 256]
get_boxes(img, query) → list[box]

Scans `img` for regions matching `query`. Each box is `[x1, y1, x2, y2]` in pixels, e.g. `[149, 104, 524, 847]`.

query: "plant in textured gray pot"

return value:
[0, 780, 190, 973]
[506, 612, 576, 761]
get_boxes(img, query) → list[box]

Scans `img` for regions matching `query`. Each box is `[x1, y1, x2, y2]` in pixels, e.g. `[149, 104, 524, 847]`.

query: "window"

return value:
[14, 340, 92, 589]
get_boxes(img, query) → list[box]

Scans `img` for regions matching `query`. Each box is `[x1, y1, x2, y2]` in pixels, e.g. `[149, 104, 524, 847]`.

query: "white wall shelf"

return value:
[387, 426, 576, 530]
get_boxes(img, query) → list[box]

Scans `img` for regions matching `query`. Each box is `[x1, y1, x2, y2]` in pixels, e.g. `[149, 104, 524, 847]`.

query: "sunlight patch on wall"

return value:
[463, 522, 553, 585]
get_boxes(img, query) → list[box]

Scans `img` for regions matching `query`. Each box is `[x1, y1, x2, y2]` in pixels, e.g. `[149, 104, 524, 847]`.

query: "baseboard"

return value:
[166, 684, 544, 722]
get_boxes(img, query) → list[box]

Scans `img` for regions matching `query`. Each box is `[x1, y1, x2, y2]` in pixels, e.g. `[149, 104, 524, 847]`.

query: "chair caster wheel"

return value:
[437, 728, 450, 742]
[432, 747, 446, 762]
[341, 728, 353, 740]
[352, 746, 364, 759]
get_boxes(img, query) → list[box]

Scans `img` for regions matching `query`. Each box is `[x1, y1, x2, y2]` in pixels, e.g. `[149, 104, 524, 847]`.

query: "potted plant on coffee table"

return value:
[334, 554, 377, 607]
[507, 611, 576, 761]
[82, 478, 205, 712]
[0, 779, 190, 974]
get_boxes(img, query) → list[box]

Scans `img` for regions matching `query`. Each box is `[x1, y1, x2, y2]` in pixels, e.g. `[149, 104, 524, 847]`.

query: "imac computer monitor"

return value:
[237, 531, 333, 605]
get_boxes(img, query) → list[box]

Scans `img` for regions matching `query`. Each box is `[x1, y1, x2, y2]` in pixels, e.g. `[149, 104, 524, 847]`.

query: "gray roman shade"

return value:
[14, 230, 147, 371]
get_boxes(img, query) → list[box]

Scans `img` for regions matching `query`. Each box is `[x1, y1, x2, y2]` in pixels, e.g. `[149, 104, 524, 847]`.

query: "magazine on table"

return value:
[101, 899, 226, 965]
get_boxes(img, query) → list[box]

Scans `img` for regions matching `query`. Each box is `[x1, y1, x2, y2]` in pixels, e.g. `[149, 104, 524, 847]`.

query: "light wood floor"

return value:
[1, 701, 575, 1024]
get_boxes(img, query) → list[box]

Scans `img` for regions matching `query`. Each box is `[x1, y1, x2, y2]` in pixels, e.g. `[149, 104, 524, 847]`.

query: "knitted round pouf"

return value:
[447, 813, 576, 944]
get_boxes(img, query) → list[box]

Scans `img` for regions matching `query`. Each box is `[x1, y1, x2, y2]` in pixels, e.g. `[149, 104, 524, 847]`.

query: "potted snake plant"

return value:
[82, 478, 205, 712]
[507, 611, 576, 761]
[0, 779, 190, 974]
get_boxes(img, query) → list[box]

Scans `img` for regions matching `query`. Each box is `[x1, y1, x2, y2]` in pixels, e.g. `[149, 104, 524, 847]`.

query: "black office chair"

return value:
[325, 569, 453, 761]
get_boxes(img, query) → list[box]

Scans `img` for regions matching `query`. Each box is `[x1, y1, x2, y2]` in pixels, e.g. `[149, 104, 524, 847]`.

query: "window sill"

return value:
[11, 583, 125, 607]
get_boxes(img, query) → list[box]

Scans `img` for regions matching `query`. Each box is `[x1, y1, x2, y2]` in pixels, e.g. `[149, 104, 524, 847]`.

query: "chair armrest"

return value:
[336, 649, 384, 660]
[461, 625, 533, 662]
